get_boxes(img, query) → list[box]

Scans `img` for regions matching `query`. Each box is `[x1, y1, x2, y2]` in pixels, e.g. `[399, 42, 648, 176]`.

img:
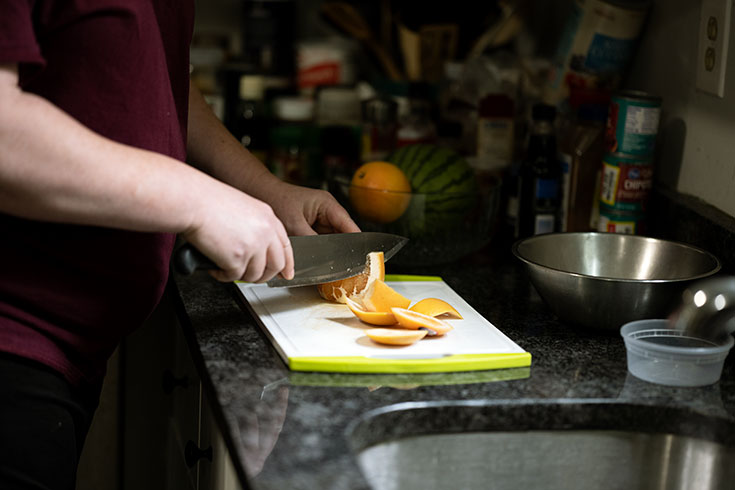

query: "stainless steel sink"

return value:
[347, 401, 735, 490]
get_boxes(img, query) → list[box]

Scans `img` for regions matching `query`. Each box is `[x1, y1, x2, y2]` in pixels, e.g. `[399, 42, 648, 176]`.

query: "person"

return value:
[0, 2, 359, 489]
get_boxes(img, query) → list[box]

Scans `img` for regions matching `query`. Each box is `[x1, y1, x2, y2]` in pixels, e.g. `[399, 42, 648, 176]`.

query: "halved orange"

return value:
[365, 328, 428, 346]
[345, 297, 397, 326]
[409, 298, 463, 319]
[317, 251, 385, 303]
[391, 307, 454, 336]
[362, 279, 411, 312]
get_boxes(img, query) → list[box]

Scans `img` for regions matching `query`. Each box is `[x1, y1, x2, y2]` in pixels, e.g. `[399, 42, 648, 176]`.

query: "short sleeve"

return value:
[0, 1, 45, 65]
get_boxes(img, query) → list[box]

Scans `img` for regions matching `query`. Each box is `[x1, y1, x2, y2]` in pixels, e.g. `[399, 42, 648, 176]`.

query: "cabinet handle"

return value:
[162, 369, 190, 394]
[185, 440, 213, 468]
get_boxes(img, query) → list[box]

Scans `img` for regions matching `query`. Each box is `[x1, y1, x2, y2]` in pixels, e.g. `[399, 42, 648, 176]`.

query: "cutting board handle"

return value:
[173, 244, 216, 275]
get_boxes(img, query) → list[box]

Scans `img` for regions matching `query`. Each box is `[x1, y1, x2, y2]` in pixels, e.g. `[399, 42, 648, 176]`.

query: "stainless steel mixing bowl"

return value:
[512, 232, 721, 331]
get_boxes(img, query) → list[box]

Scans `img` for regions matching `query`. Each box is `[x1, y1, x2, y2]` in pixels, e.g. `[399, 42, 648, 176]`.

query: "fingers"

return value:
[317, 204, 360, 234]
[280, 235, 294, 280]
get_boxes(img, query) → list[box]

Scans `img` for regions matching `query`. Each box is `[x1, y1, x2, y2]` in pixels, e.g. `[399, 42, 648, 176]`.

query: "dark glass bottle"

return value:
[516, 103, 561, 238]
[232, 75, 269, 164]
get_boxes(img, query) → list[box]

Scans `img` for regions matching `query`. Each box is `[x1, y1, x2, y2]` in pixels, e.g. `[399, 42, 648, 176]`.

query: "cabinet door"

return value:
[122, 292, 178, 490]
[198, 394, 243, 490]
[122, 289, 201, 490]
[164, 316, 202, 490]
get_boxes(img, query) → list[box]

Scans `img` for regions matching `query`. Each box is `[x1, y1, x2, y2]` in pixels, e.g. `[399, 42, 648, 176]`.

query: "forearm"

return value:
[186, 82, 283, 201]
[0, 66, 219, 234]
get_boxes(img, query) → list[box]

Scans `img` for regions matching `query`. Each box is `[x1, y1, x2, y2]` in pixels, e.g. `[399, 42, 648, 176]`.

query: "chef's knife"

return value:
[174, 232, 408, 287]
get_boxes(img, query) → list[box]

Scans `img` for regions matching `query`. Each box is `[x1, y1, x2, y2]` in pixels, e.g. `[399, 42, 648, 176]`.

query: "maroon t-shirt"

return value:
[0, 0, 195, 387]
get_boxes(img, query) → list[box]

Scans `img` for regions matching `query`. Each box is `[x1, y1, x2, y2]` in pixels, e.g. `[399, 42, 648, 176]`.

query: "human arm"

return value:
[0, 63, 292, 283]
[185, 82, 360, 236]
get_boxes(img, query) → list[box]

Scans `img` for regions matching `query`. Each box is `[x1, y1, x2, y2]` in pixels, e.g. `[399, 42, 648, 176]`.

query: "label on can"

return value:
[605, 91, 661, 156]
[597, 207, 646, 234]
[599, 153, 653, 211]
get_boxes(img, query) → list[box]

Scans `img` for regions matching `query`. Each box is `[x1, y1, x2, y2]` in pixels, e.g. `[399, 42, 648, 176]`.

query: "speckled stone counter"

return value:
[172, 211, 735, 490]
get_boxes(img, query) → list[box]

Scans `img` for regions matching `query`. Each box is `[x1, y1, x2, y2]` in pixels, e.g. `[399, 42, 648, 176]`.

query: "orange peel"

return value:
[362, 279, 411, 312]
[391, 307, 454, 336]
[345, 297, 397, 326]
[409, 298, 463, 319]
[365, 328, 428, 346]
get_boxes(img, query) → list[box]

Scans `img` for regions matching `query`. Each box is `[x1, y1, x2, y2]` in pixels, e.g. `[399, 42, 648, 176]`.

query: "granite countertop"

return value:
[171, 240, 735, 490]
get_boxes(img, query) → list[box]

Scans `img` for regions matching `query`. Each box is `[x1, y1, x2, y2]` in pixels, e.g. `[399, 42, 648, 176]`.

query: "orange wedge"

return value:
[365, 328, 428, 346]
[361, 279, 411, 312]
[391, 307, 454, 336]
[317, 251, 385, 303]
[409, 298, 463, 319]
[345, 297, 397, 326]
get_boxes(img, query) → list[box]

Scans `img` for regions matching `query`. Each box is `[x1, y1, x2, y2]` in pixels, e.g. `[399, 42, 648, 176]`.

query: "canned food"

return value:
[599, 153, 653, 212]
[605, 90, 662, 156]
[598, 207, 646, 234]
[543, 0, 650, 105]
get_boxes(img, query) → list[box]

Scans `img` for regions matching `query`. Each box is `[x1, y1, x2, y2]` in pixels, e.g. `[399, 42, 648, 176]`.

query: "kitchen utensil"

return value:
[237, 275, 531, 373]
[398, 22, 458, 82]
[621, 319, 733, 387]
[466, 1, 524, 59]
[512, 232, 721, 331]
[174, 232, 408, 287]
[320, 1, 404, 81]
[669, 276, 735, 343]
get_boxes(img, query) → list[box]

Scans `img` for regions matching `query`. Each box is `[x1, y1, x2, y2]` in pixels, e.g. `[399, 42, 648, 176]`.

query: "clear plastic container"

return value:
[620, 319, 734, 387]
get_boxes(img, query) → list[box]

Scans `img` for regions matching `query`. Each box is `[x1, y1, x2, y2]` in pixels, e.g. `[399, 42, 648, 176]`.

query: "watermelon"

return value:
[387, 144, 478, 233]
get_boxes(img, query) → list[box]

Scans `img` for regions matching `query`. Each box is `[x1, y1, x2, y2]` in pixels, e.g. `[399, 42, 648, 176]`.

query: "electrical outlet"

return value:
[696, 0, 732, 97]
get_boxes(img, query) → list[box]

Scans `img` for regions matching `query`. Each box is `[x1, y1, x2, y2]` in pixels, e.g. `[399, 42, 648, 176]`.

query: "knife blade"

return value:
[173, 232, 408, 287]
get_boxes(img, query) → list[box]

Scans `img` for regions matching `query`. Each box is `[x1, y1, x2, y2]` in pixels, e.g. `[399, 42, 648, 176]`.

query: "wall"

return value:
[626, 0, 735, 218]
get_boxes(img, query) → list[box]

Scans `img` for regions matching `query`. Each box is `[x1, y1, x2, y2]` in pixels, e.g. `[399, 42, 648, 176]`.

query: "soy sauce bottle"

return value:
[516, 103, 561, 238]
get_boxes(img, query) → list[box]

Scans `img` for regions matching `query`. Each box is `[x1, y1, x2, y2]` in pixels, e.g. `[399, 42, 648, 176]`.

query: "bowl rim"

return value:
[620, 319, 735, 356]
[511, 232, 722, 284]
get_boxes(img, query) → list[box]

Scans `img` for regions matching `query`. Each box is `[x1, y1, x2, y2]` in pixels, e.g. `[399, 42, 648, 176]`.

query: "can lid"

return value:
[614, 90, 663, 104]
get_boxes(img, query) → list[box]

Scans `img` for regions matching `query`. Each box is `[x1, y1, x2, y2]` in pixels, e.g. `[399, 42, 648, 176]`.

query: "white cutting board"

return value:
[236, 275, 531, 373]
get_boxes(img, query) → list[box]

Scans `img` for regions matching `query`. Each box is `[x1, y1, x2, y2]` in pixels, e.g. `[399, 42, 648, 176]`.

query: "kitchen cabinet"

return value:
[122, 287, 241, 490]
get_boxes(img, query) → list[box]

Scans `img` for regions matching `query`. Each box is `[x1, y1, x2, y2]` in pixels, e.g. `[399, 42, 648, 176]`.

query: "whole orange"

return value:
[349, 161, 412, 223]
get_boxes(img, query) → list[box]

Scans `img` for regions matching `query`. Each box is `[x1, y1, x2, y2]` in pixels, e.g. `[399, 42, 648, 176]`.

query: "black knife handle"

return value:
[174, 244, 216, 275]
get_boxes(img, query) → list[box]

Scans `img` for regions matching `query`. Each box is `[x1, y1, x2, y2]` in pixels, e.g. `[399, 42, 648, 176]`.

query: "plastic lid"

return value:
[273, 96, 314, 121]
[239, 75, 265, 100]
